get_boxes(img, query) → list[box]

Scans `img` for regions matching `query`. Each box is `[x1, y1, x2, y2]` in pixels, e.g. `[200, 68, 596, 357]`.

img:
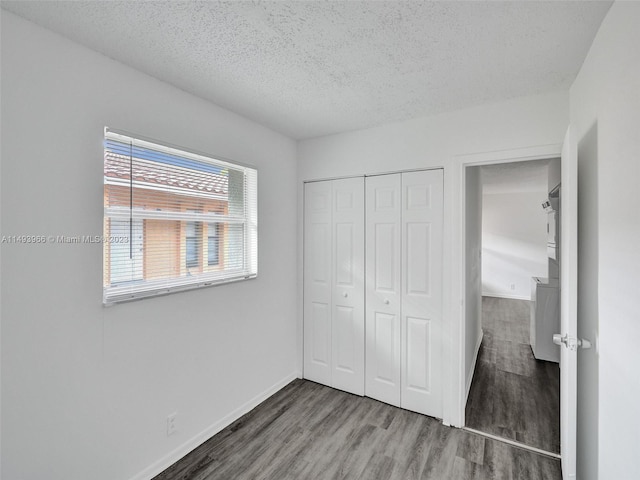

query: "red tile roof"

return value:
[104, 153, 228, 196]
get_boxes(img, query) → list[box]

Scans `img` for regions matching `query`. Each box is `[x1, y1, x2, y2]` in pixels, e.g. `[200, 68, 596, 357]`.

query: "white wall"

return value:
[298, 91, 568, 181]
[0, 12, 298, 480]
[464, 167, 483, 400]
[481, 189, 548, 300]
[548, 157, 561, 190]
[569, 2, 640, 479]
[298, 90, 568, 425]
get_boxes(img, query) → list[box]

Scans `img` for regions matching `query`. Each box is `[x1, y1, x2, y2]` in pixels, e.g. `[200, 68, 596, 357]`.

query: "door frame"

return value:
[447, 143, 563, 429]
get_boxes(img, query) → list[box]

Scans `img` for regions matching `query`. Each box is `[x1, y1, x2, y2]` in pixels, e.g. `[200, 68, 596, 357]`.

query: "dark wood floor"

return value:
[154, 379, 561, 480]
[465, 297, 560, 453]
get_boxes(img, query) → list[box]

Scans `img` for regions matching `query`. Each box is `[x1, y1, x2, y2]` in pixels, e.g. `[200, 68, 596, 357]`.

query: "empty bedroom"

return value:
[2, 2, 639, 480]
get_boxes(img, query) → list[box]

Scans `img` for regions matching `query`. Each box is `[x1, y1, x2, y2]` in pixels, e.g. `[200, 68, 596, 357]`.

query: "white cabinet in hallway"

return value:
[365, 170, 444, 418]
[303, 178, 365, 395]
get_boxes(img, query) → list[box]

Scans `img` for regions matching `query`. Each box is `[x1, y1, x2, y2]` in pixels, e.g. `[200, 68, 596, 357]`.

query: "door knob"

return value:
[553, 333, 592, 351]
[343, 292, 348, 298]
[384, 299, 390, 305]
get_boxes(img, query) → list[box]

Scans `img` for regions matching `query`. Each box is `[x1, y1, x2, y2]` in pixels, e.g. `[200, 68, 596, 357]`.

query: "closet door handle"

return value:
[343, 292, 348, 298]
[384, 299, 390, 305]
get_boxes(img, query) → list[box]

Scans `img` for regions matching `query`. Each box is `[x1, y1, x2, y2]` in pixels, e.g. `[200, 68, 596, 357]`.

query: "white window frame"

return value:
[103, 128, 258, 305]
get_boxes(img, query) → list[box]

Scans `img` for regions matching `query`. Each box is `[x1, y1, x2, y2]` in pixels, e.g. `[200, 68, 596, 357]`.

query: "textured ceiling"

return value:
[2, 1, 612, 139]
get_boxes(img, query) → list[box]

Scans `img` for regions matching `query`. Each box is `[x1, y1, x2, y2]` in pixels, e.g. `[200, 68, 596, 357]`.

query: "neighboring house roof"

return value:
[104, 152, 229, 197]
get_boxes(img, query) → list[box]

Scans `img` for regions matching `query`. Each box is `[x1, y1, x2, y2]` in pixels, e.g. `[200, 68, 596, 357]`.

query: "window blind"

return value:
[103, 128, 258, 304]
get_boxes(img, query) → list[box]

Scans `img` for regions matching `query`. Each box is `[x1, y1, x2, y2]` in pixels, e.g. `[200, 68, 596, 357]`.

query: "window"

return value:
[103, 128, 258, 304]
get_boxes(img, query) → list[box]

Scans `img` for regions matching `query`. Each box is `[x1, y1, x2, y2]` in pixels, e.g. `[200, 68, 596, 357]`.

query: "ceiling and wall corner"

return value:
[1, 0, 612, 140]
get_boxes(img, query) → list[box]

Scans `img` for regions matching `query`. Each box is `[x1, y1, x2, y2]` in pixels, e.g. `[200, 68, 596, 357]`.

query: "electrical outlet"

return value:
[510, 283, 516, 291]
[167, 412, 177, 436]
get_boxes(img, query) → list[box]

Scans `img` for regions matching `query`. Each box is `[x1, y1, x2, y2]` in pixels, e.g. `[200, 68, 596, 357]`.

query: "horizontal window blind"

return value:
[103, 128, 258, 304]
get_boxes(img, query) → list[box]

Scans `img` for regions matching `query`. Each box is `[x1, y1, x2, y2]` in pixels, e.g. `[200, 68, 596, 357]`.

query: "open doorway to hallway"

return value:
[464, 159, 561, 455]
[466, 297, 560, 452]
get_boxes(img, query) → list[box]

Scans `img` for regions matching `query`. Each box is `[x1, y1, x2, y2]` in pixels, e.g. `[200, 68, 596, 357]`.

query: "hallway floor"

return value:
[465, 297, 560, 453]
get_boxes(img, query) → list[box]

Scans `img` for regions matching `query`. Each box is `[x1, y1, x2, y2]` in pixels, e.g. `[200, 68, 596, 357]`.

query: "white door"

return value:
[304, 178, 365, 395]
[557, 126, 578, 479]
[365, 174, 402, 406]
[400, 170, 443, 417]
[304, 181, 333, 386]
[331, 177, 365, 395]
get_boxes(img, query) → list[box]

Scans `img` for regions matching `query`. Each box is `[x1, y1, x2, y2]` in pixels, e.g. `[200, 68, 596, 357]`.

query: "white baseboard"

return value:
[129, 371, 298, 480]
[465, 330, 484, 404]
[482, 292, 530, 301]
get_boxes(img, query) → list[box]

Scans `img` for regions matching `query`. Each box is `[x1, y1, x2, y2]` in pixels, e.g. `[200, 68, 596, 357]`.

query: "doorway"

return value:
[462, 158, 562, 456]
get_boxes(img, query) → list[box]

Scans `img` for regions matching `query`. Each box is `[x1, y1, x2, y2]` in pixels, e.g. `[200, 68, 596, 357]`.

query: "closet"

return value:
[303, 169, 443, 418]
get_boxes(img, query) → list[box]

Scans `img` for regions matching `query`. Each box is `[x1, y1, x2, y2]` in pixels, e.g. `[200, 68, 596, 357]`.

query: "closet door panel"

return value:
[310, 302, 331, 366]
[406, 316, 431, 388]
[372, 312, 398, 383]
[304, 181, 333, 385]
[374, 224, 397, 291]
[332, 177, 365, 395]
[365, 174, 402, 406]
[401, 170, 443, 417]
[334, 305, 356, 372]
[406, 222, 431, 295]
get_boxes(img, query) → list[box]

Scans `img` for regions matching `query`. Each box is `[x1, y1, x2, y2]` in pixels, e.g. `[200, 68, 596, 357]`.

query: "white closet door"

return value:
[400, 170, 443, 417]
[365, 174, 402, 406]
[331, 177, 365, 395]
[304, 178, 365, 395]
[304, 181, 333, 386]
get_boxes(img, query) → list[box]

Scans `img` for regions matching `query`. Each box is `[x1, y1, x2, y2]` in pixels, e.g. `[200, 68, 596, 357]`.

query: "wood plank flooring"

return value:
[154, 379, 561, 480]
[465, 297, 560, 454]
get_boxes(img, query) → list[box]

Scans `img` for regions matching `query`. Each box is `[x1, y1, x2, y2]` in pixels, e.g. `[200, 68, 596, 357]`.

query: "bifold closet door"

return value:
[365, 174, 402, 406]
[365, 170, 443, 418]
[304, 181, 332, 386]
[400, 169, 443, 417]
[303, 178, 365, 396]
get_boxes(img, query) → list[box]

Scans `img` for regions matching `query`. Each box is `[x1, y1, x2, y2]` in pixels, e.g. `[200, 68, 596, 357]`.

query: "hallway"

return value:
[465, 297, 560, 453]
